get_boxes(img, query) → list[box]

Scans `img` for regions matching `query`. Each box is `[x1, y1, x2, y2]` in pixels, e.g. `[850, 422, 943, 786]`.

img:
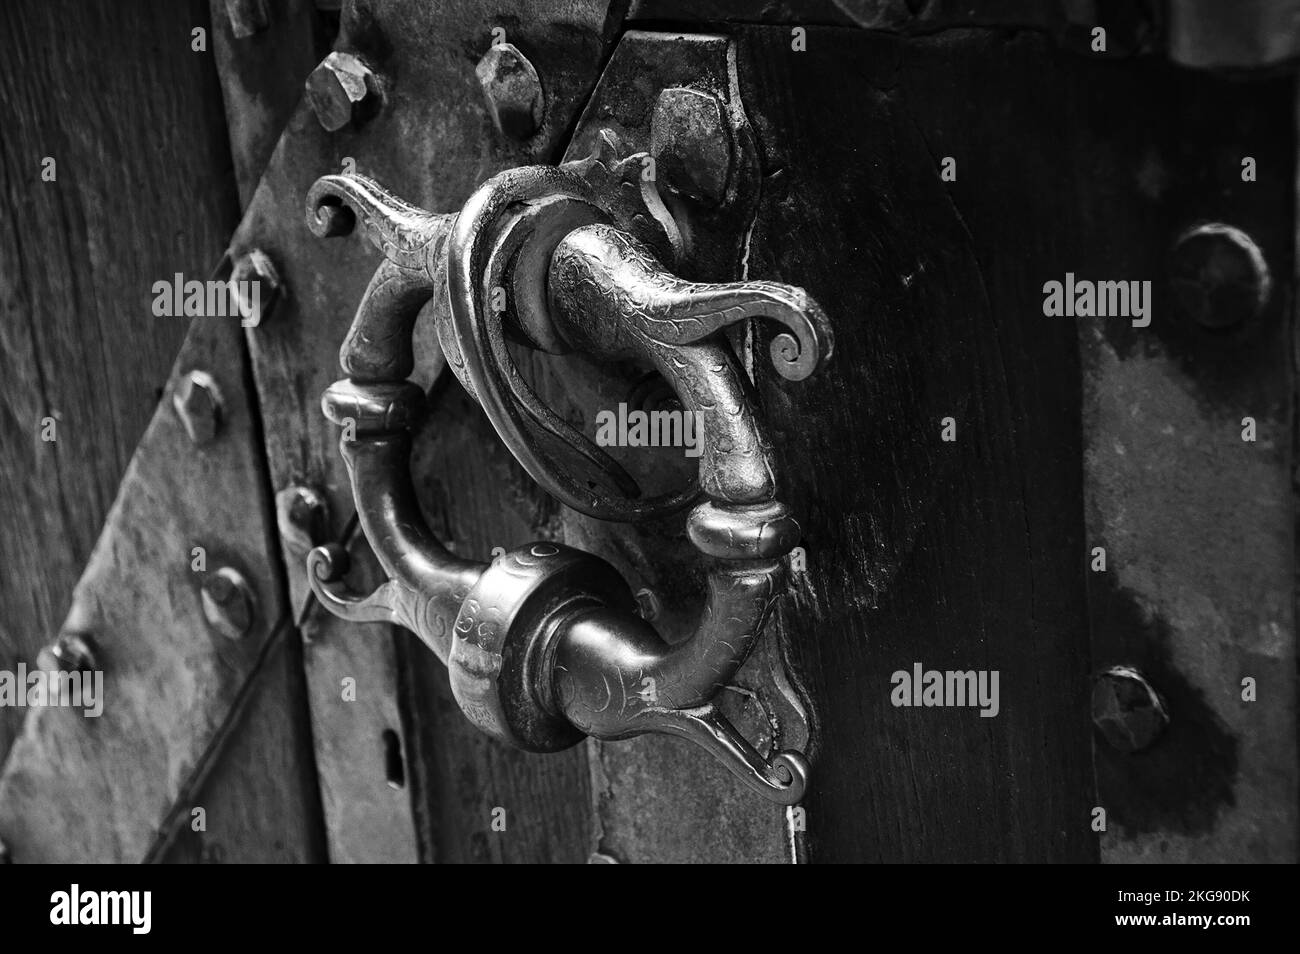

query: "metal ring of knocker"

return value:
[301, 145, 832, 804]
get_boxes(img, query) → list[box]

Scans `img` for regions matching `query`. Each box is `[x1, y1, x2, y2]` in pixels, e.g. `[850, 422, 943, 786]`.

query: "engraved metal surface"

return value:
[303, 88, 831, 803]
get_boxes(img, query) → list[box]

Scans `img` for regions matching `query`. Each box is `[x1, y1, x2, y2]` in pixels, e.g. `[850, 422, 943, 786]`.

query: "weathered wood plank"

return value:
[740, 25, 1097, 862]
[0, 0, 324, 864]
[0, 0, 238, 767]
[0, 313, 294, 862]
[407, 383, 592, 863]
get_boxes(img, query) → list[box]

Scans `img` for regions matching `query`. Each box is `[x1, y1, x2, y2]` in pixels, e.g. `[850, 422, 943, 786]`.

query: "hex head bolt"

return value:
[475, 43, 544, 140]
[649, 87, 734, 207]
[306, 51, 380, 132]
[230, 249, 282, 327]
[173, 371, 223, 445]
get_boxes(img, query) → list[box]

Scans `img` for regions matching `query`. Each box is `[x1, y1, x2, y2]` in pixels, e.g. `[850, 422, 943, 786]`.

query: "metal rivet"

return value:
[634, 587, 662, 622]
[1091, 666, 1169, 753]
[230, 249, 282, 327]
[225, 0, 270, 38]
[306, 51, 380, 132]
[201, 567, 256, 640]
[36, 631, 99, 674]
[173, 371, 223, 445]
[276, 485, 329, 556]
[475, 43, 544, 140]
[1168, 223, 1271, 331]
[650, 87, 734, 207]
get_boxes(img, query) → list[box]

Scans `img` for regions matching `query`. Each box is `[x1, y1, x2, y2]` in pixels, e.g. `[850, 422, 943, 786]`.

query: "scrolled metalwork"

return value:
[304, 139, 831, 805]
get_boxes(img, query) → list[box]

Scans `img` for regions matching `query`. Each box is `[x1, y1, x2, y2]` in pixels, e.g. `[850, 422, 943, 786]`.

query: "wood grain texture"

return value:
[0, 315, 291, 862]
[229, 0, 621, 862]
[407, 383, 592, 863]
[0, 0, 324, 864]
[0, 0, 238, 767]
[210, 0, 326, 207]
[740, 25, 1096, 862]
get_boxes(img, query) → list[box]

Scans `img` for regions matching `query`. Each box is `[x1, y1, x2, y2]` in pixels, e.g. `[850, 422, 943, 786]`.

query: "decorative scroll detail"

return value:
[306, 173, 450, 273]
[307, 543, 414, 626]
[305, 148, 833, 804]
[305, 175, 454, 381]
[551, 223, 833, 380]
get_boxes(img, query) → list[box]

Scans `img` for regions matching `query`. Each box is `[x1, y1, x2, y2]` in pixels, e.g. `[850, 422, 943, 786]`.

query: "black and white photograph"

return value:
[0, 0, 1292, 920]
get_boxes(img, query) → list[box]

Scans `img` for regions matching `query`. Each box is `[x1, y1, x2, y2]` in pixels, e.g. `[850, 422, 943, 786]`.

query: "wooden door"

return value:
[0, 0, 1293, 864]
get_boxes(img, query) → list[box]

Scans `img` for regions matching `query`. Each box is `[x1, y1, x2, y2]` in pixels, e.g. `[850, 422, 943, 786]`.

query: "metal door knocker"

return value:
[303, 130, 832, 804]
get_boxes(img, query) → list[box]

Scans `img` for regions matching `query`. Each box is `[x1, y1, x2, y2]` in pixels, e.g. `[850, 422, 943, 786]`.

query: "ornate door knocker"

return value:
[304, 134, 832, 804]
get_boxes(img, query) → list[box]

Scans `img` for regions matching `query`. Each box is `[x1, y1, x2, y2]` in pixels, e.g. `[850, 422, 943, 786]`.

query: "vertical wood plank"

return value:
[739, 25, 1096, 862]
[406, 384, 592, 863]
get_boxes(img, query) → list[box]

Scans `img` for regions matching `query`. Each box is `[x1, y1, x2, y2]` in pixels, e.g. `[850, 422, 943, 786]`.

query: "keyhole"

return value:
[382, 728, 406, 790]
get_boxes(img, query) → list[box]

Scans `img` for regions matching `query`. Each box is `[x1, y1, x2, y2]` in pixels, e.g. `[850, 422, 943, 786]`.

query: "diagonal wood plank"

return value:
[0, 312, 297, 862]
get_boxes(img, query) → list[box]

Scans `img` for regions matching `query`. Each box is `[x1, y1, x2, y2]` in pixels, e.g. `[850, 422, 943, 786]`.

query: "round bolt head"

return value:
[201, 566, 256, 640]
[1168, 223, 1271, 331]
[173, 371, 223, 445]
[37, 631, 99, 673]
[1091, 666, 1169, 753]
[475, 43, 544, 140]
[230, 249, 281, 327]
[650, 87, 733, 206]
[306, 51, 378, 132]
[276, 484, 329, 556]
